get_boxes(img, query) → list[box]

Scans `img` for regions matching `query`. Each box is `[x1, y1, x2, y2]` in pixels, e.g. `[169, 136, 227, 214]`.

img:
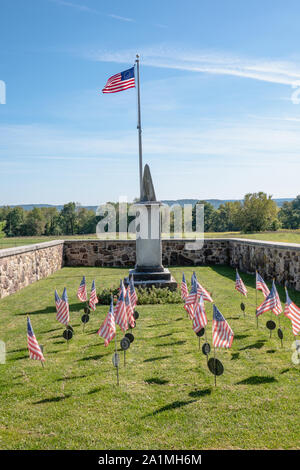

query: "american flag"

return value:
[97, 298, 116, 347]
[125, 289, 136, 328]
[181, 273, 189, 300]
[193, 294, 208, 333]
[192, 272, 213, 302]
[55, 288, 69, 325]
[89, 280, 99, 311]
[256, 271, 270, 299]
[235, 270, 248, 297]
[129, 277, 138, 307]
[114, 288, 128, 332]
[284, 287, 300, 336]
[256, 280, 282, 317]
[77, 276, 87, 302]
[102, 67, 135, 94]
[212, 305, 234, 348]
[184, 278, 198, 320]
[27, 316, 45, 361]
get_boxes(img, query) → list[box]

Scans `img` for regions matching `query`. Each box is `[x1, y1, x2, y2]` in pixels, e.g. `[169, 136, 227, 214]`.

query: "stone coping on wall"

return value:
[0, 240, 65, 259]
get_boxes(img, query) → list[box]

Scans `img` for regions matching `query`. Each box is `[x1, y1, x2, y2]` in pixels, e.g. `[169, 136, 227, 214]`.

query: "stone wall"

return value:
[0, 240, 64, 299]
[1, 238, 300, 297]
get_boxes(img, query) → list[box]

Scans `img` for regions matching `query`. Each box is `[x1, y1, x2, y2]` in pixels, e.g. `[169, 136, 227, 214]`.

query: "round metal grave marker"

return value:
[240, 302, 245, 311]
[125, 333, 134, 343]
[196, 328, 205, 338]
[120, 337, 130, 351]
[84, 306, 90, 315]
[277, 328, 284, 340]
[112, 352, 120, 367]
[133, 310, 139, 320]
[266, 320, 276, 330]
[202, 342, 211, 356]
[63, 329, 73, 340]
[207, 357, 224, 376]
[81, 314, 90, 324]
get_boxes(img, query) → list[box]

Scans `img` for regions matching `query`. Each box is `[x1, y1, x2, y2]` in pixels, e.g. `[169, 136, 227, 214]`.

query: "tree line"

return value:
[0, 193, 299, 238]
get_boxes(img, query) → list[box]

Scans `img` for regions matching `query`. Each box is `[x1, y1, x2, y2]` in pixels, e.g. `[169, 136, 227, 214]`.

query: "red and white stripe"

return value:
[196, 281, 213, 303]
[192, 295, 208, 333]
[89, 280, 99, 311]
[284, 288, 300, 336]
[97, 301, 116, 347]
[27, 317, 45, 362]
[102, 72, 135, 94]
[212, 305, 234, 349]
[114, 291, 128, 332]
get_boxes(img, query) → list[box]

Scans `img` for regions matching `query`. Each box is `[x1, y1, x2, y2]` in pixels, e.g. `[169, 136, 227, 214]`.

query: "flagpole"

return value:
[135, 54, 143, 200]
[255, 270, 258, 328]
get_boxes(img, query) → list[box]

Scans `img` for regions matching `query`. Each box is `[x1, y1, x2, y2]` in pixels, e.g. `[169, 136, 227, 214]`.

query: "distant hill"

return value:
[1, 198, 294, 211]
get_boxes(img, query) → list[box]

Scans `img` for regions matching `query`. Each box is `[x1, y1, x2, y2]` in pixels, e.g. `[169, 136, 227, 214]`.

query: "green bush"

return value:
[97, 285, 182, 305]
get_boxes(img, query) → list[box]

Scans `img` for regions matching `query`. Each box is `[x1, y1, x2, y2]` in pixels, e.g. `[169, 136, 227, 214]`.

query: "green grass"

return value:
[0, 266, 299, 450]
[1, 229, 300, 250]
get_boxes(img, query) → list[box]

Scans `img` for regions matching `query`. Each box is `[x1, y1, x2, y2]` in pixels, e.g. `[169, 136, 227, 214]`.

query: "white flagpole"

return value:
[135, 54, 143, 200]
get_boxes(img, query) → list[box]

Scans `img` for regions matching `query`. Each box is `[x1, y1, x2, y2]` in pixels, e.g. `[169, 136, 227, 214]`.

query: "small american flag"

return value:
[102, 67, 135, 94]
[27, 316, 45, 361]
[55, 288, 69, 325]
[97, 298, 116, 347]
[114, 288, 128, 332]
[212, 305, 234, 348]
[184, 279, 198, 320]
[235, 270, 248, 297]
[89, 280, 99, 311]
[125, 289, 136, 328]
[284, 287, 300, 336]
[196, 280, 213, 303]
[193, 294, 208, 333]
[129, 277, 138, 307]
[77, 276, 87, 302]
[256, 280, 282, 317]
[256, 271, 270, 299]
[181, 273, 188, 300]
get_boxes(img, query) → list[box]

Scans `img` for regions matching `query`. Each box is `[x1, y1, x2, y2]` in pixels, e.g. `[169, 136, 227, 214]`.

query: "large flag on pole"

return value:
[27, 316, 45, 361]
[102, 67, 135, 94]
[284, 287, 300, 336]
[97, 298, 116, 347]
[193, 294, 208, 333]
[89, 280, 99, 311]
[256, 271, 270, 299]
[212, 305, 234, 348]
[256, 280, 282, 317]
[235, 270, 248, 296]
[77, 276, 87, 302]
[55, 289, 69, 326]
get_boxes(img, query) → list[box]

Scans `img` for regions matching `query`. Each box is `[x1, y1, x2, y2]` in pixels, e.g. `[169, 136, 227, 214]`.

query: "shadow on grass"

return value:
[16, 302, 84, 316]
[8, 347, 28, 354]
[280, 368, 291, 374]
[33, 394, 71, 404]
[239, 340, 266, 351]
[144, 356, 171, 363]
[143, 400, 196, 418]
[236, 376, 278, 385]
[266, 349, 276, 354]
[234, 334, 249, 340]
[144, 378, 169, 385]
[156, 340, 186, 347]
[88, 387, 102, 395]
[78, 354, 107, 362]
[189, 388, 211, 398]
[56, 375, 88, 382]
[157, 333, 172, 338]
[231, 353, 240, 360]
[147, 323, 168, 328]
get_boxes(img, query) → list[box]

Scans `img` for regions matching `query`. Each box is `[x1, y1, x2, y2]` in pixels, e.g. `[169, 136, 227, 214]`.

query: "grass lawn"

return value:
[0, 266, 299, 450]
[1, 229, 300, 249]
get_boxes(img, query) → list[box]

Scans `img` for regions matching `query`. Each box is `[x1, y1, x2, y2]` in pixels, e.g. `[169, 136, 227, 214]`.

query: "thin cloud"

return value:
[49, 0, 135, 22]
[87, 46, 300, 87]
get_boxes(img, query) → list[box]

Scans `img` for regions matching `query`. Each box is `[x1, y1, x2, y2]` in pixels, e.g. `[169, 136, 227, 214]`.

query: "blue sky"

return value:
[1, 0, 300, 205]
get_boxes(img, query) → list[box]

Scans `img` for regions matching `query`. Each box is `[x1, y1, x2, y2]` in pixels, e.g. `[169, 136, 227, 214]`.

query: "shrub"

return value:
[97, 285, 182, 305]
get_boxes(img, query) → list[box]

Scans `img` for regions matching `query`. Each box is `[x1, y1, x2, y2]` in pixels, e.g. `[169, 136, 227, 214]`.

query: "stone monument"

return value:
[124, 164, 177, 290]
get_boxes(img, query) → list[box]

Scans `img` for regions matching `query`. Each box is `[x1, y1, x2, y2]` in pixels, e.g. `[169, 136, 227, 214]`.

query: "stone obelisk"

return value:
[125, 164, 177, 290]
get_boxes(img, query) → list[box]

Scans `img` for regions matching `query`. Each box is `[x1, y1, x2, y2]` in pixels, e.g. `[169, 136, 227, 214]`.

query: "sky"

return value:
[1, 0, 300, 205]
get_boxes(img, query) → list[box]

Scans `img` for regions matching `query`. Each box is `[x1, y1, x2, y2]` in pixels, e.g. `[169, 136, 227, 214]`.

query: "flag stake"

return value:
[115, 331, 119, 386]
[214, 346, 217, 387]
[255, 272, 258, 328]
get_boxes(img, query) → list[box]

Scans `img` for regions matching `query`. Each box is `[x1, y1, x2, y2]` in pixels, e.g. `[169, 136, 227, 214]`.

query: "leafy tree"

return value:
[238, 192, 279, 233]
[4, 207, 25, 236]
[192, 200, 216, 232]
[0, 220, 6, 238]
[211, 201, 242, 232]
[59, 202, 77, 235]
[278, 195, 300, 229]
[22, 208, 45, 236]
[41, 207, 61, 235]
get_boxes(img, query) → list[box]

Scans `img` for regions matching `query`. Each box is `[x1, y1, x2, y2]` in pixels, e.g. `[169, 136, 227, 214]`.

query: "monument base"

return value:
[124, 267, 177, 291]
